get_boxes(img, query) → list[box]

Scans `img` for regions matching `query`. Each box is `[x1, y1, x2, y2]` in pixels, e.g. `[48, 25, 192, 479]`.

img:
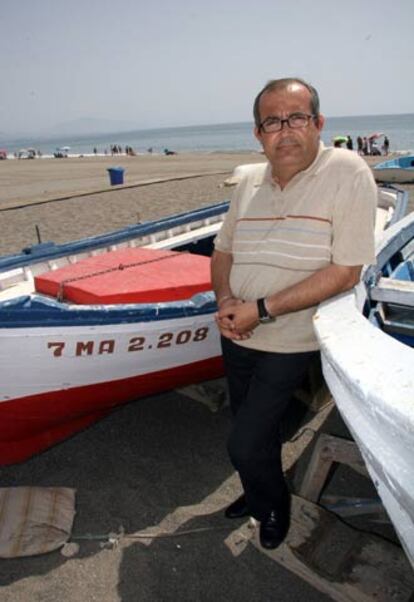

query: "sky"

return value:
[1, 0, 413, 136]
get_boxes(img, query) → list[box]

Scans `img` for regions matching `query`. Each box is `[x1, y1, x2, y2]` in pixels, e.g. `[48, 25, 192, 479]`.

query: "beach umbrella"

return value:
[60, 146, 71, 151]
[333, 135, 348, 143]
[368, 132, 384, 140]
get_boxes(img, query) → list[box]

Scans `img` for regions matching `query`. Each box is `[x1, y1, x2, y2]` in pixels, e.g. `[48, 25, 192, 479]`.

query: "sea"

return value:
[2, 113, 414, 158]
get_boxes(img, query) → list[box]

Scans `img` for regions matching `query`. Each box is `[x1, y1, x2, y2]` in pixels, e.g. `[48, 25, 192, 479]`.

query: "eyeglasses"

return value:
[259, 112, 316, 133]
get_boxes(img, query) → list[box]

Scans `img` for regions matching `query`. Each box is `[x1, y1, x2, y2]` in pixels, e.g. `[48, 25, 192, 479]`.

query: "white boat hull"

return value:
[373, 168, 414, 184]
[314, 212, 414, 567]
[1, 313, 221, 402]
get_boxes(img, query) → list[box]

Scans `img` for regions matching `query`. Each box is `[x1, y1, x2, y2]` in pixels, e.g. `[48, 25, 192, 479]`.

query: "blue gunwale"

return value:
[0, 292, 217, 328]
[374, 155, 414, 170]
[0, 201, 229, 272]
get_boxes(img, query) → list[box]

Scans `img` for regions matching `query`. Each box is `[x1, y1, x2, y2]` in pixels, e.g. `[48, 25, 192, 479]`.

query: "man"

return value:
[211, 78, 377, 549]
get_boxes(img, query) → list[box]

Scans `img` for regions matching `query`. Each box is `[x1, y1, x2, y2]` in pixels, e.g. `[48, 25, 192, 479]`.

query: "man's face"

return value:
[254, 83, 325, 176]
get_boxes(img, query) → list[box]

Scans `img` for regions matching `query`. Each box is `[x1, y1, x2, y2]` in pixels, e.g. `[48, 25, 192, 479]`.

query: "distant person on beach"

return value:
[211, 77, 377, 551]
[362, 137, 369, 155]
[164, 148, 177, 155]
[383, 136, 390, 155]
[357, 136, 363, 155]
[346, 135, 353, 150]
[371, 141, 381, 156]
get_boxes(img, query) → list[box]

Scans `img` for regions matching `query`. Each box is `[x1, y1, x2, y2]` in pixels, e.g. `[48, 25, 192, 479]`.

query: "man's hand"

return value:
[215, 298, 246, 340]
[216, 300, 258, 340]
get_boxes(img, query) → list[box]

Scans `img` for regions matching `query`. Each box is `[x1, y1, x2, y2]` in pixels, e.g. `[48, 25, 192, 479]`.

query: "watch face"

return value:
[259, 315, 274, 324]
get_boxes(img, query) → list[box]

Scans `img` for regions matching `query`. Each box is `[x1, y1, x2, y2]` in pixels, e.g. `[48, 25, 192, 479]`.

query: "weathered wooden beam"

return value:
[299, 433, 369, 503]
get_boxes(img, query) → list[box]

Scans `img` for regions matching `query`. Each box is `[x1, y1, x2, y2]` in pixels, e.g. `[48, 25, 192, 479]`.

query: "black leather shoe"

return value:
[259, 508, 290, 549]
[225, 494, 249, 519]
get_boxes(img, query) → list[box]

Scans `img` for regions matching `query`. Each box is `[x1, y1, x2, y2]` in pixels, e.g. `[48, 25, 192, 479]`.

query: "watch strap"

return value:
[257, 298, 274, 322]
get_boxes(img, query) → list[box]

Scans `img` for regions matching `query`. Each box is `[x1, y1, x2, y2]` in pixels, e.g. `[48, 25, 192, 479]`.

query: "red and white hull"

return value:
[0, 314, 223, 464]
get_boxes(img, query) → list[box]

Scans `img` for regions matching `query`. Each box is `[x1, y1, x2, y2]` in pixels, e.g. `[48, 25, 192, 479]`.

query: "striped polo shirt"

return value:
[214, 143, 377, 353]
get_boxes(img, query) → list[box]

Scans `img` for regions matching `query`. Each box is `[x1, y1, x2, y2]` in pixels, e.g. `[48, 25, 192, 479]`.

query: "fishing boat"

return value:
[314, 207, 414, 567]
[373, 154, 414, 183]
[0, 182, 406, 466]
[0, 202, 229, 465]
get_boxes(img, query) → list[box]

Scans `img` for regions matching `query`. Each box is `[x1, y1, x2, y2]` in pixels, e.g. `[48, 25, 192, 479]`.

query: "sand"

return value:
[0, 152, 265, 255]
[0, 151, 412, 256]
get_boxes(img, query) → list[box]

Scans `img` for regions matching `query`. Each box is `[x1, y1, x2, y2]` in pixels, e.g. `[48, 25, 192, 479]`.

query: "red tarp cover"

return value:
[34, 248, 212, 304]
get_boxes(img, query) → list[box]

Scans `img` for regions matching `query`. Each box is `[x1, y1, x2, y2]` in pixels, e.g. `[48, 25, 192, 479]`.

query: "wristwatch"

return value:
[257, 298, 275, 324]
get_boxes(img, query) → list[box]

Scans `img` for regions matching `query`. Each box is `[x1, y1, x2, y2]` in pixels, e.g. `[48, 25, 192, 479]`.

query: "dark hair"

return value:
[253, 78, 320, 128]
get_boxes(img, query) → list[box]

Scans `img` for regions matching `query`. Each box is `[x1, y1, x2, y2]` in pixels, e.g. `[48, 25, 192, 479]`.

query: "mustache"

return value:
[276, 137, 300, 147]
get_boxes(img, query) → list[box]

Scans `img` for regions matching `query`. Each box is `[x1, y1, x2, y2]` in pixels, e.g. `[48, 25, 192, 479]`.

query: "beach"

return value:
[0, 152, 412, 601]
[0, 152, 264, 255]
[1, 151, 412, 256]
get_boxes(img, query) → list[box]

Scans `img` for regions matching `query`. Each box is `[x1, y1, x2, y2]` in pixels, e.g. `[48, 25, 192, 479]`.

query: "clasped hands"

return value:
[215, 297, 258, 340]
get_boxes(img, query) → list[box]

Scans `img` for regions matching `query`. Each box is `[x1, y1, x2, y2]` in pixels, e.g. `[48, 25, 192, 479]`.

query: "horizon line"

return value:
[3, 111, 413, 142]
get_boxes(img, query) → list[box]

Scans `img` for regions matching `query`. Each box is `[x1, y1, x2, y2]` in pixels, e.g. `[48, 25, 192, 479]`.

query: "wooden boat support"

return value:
[224, 412, 414, 601]
[180, 376, 414, 598]
[244, 495, 414, 602]
[299, 433, 370, 502]
[279, 407, 414, 599]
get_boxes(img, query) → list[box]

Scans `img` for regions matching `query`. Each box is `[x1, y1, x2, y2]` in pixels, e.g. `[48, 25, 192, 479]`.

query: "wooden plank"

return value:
[317, 435, 369, 476]
[299, 434, 369, 503]
[229, 495, 414, 602]
[299, 433, 334, 502]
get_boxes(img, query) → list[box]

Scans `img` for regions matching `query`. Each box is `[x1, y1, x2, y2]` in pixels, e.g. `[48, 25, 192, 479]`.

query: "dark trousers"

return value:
[221, 336, 318, 521]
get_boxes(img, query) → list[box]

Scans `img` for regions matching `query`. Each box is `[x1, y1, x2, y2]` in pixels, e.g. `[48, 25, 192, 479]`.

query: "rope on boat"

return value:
[57, 251, 184, 302]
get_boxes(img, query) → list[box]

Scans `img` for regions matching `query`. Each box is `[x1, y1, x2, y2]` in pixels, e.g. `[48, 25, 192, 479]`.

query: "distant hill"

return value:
[1, 119, 143, 141]
[49, 117, 141, 136]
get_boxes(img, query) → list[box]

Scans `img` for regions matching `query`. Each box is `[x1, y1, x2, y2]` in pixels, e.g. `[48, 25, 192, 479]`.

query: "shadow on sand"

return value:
[0, 389, 337, 601]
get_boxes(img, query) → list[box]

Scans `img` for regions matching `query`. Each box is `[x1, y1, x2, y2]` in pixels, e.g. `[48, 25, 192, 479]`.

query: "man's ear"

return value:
[315, 114, 325, 131]
[254, 127, 262, 144]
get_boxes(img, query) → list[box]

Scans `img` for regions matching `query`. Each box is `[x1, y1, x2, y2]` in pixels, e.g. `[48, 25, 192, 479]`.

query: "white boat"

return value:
[314, 209, 414, 567]
[373, 155, 414, 183]
[0, 203, 228, 465]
